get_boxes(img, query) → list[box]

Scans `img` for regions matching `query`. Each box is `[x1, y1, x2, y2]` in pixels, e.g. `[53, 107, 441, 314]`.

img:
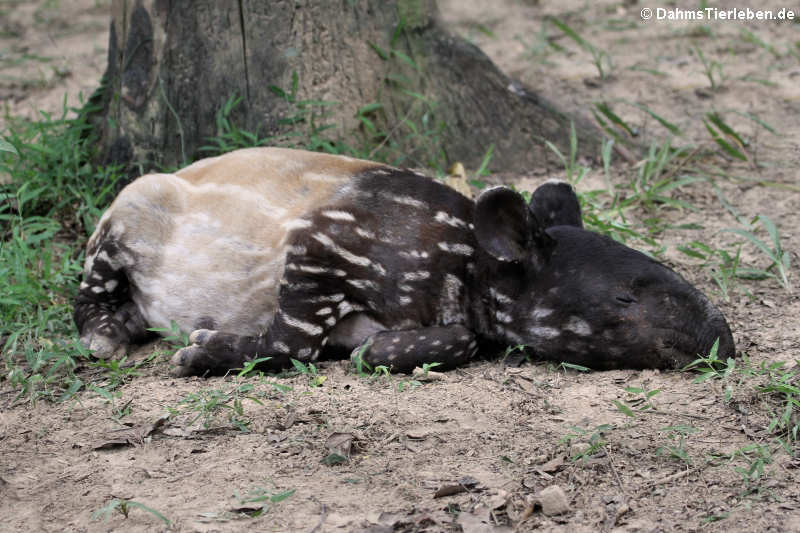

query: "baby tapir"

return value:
[74, 147, 735, 376]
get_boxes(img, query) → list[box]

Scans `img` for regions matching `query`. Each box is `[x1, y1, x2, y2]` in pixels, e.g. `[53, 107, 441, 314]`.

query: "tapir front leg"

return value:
[354, 324, 478, 373]
[170, 260, 365, 377]
[169, 299, 346, 376]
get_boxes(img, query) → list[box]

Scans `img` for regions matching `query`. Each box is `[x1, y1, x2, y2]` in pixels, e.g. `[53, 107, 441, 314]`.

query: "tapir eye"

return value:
[616, 295, 636, 305]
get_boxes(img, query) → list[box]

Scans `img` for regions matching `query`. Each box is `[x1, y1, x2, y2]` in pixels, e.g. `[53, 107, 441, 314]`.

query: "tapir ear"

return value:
[529, 180, 583, 229]
[474, 186, 545, 262]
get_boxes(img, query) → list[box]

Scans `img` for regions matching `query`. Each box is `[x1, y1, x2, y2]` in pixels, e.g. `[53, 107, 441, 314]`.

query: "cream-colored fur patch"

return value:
[86, 148, 384, 335]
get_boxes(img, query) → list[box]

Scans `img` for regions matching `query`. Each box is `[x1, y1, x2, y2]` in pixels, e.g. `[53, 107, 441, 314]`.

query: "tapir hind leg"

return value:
[352, 325, 479, 373]
[170, 323, 480, 377]
[74, 230, 152, 359]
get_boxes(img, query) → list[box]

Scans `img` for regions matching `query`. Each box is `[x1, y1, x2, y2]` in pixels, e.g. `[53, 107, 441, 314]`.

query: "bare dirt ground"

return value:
[2, 1, 800, 531]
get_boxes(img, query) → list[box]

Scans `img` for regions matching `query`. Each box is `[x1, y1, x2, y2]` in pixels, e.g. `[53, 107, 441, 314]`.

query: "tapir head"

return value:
[473, 181, 735, 370]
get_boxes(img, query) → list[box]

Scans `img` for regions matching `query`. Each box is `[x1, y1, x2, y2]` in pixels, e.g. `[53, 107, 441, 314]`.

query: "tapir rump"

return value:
[74, 147, 735, 376]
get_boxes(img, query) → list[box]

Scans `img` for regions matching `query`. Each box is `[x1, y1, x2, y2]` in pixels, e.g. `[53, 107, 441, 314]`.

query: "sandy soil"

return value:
[2, 1, 799, 532]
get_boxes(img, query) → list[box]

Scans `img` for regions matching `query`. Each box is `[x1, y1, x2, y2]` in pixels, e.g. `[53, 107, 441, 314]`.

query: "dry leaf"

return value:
[433, 476, 479, 498]
[92, 415, 168, 450]
[325, 432, 354, 458]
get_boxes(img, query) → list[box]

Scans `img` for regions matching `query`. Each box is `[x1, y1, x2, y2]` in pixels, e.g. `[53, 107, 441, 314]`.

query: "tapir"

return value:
[73, 147, 735, 376]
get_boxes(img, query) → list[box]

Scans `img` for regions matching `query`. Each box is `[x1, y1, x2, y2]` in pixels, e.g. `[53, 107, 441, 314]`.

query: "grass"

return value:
[92, 498, 171, 526]
[290, 358, 327, 388]
[549, 17, 614, 80]
[1, 100, 121, 404]
[232, 486, 295, 518]
[561, 423, 615, 462]
[694, 45, 725, 91]
[167, 361, 288, 431]
[680, 343, 800, 488]
[349, 349, 425, 394]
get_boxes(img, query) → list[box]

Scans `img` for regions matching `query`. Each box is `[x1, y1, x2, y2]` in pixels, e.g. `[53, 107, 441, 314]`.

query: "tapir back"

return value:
[82, 148, 386, 336]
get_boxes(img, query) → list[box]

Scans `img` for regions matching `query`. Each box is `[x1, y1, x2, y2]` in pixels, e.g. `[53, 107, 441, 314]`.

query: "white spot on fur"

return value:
[325, 316, 337, 326]
[403, 271, 431, 281]
[287, 245, 307, 255]
[91, 286, 105, 294]
[347, 279, 380, 291]
[496, 311, 513, 324]
[432, 340, 441, 346]
[355, 227, 376, 240]
[288, 264, 347, 276]
[309, 293, 346, 303]
[385, 193, 427, 209]
[105, 280, 119, 292]
[322, 210, 356, 222]
[399, 250, 429, 260]
[316, 307, 333, 316]
[399, 296, 413, 305]
[490, 288, 513, 305]
[96, 250, 112, 264]
[336, 300, 363, 317]
[565, 316, 592, 336]
[281, 313, 323, 336]
[405, 344, 416, 353]
[80, 281, 89, 290]
[272, 341, 291, 354]
[529, 326, 561, 339]
[434, 211, 468, 228]
[495, 326, 523, 344]
[312, 232, 385, 275]
[437, 242, 474, 256]
[298, 347, 312, 358]
[440, 274, 465, 324]
[282, 219, 312, 231]
[533, 308, 554, 319]
[285, 281, 318, 291]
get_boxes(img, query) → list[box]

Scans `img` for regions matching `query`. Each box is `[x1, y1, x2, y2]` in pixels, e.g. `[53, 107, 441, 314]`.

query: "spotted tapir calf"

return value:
[74, 147, 735, 376]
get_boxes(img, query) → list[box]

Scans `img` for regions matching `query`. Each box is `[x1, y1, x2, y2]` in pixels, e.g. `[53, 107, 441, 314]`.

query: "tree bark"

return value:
[93, 0, 603, 173]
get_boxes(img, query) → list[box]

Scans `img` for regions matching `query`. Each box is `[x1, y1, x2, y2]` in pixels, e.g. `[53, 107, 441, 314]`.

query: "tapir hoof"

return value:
[170, 330, 218, 377]
[80, 331, 127, 360]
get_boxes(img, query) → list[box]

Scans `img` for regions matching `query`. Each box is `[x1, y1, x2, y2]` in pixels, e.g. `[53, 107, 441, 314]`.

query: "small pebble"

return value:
[537, 484, 570, 516]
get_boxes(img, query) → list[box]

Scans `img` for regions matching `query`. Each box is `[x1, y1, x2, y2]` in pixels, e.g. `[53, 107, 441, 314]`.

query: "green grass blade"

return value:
[0, 138, 18, 155]
[125, 501, 171, 526]
[477, 144, 494, 176]
[594, 102, 635, 137]
[549, 17, 591, 52]
[706, 112, 747, 146]
[704, 121, 748, 161]
[630, 102, 681, 135]
[369, 42, 390, 60]
[724, 228, 779, 262]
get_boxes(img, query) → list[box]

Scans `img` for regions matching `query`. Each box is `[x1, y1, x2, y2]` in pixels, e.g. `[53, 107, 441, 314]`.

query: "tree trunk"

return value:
[93, 0, 603, 174]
